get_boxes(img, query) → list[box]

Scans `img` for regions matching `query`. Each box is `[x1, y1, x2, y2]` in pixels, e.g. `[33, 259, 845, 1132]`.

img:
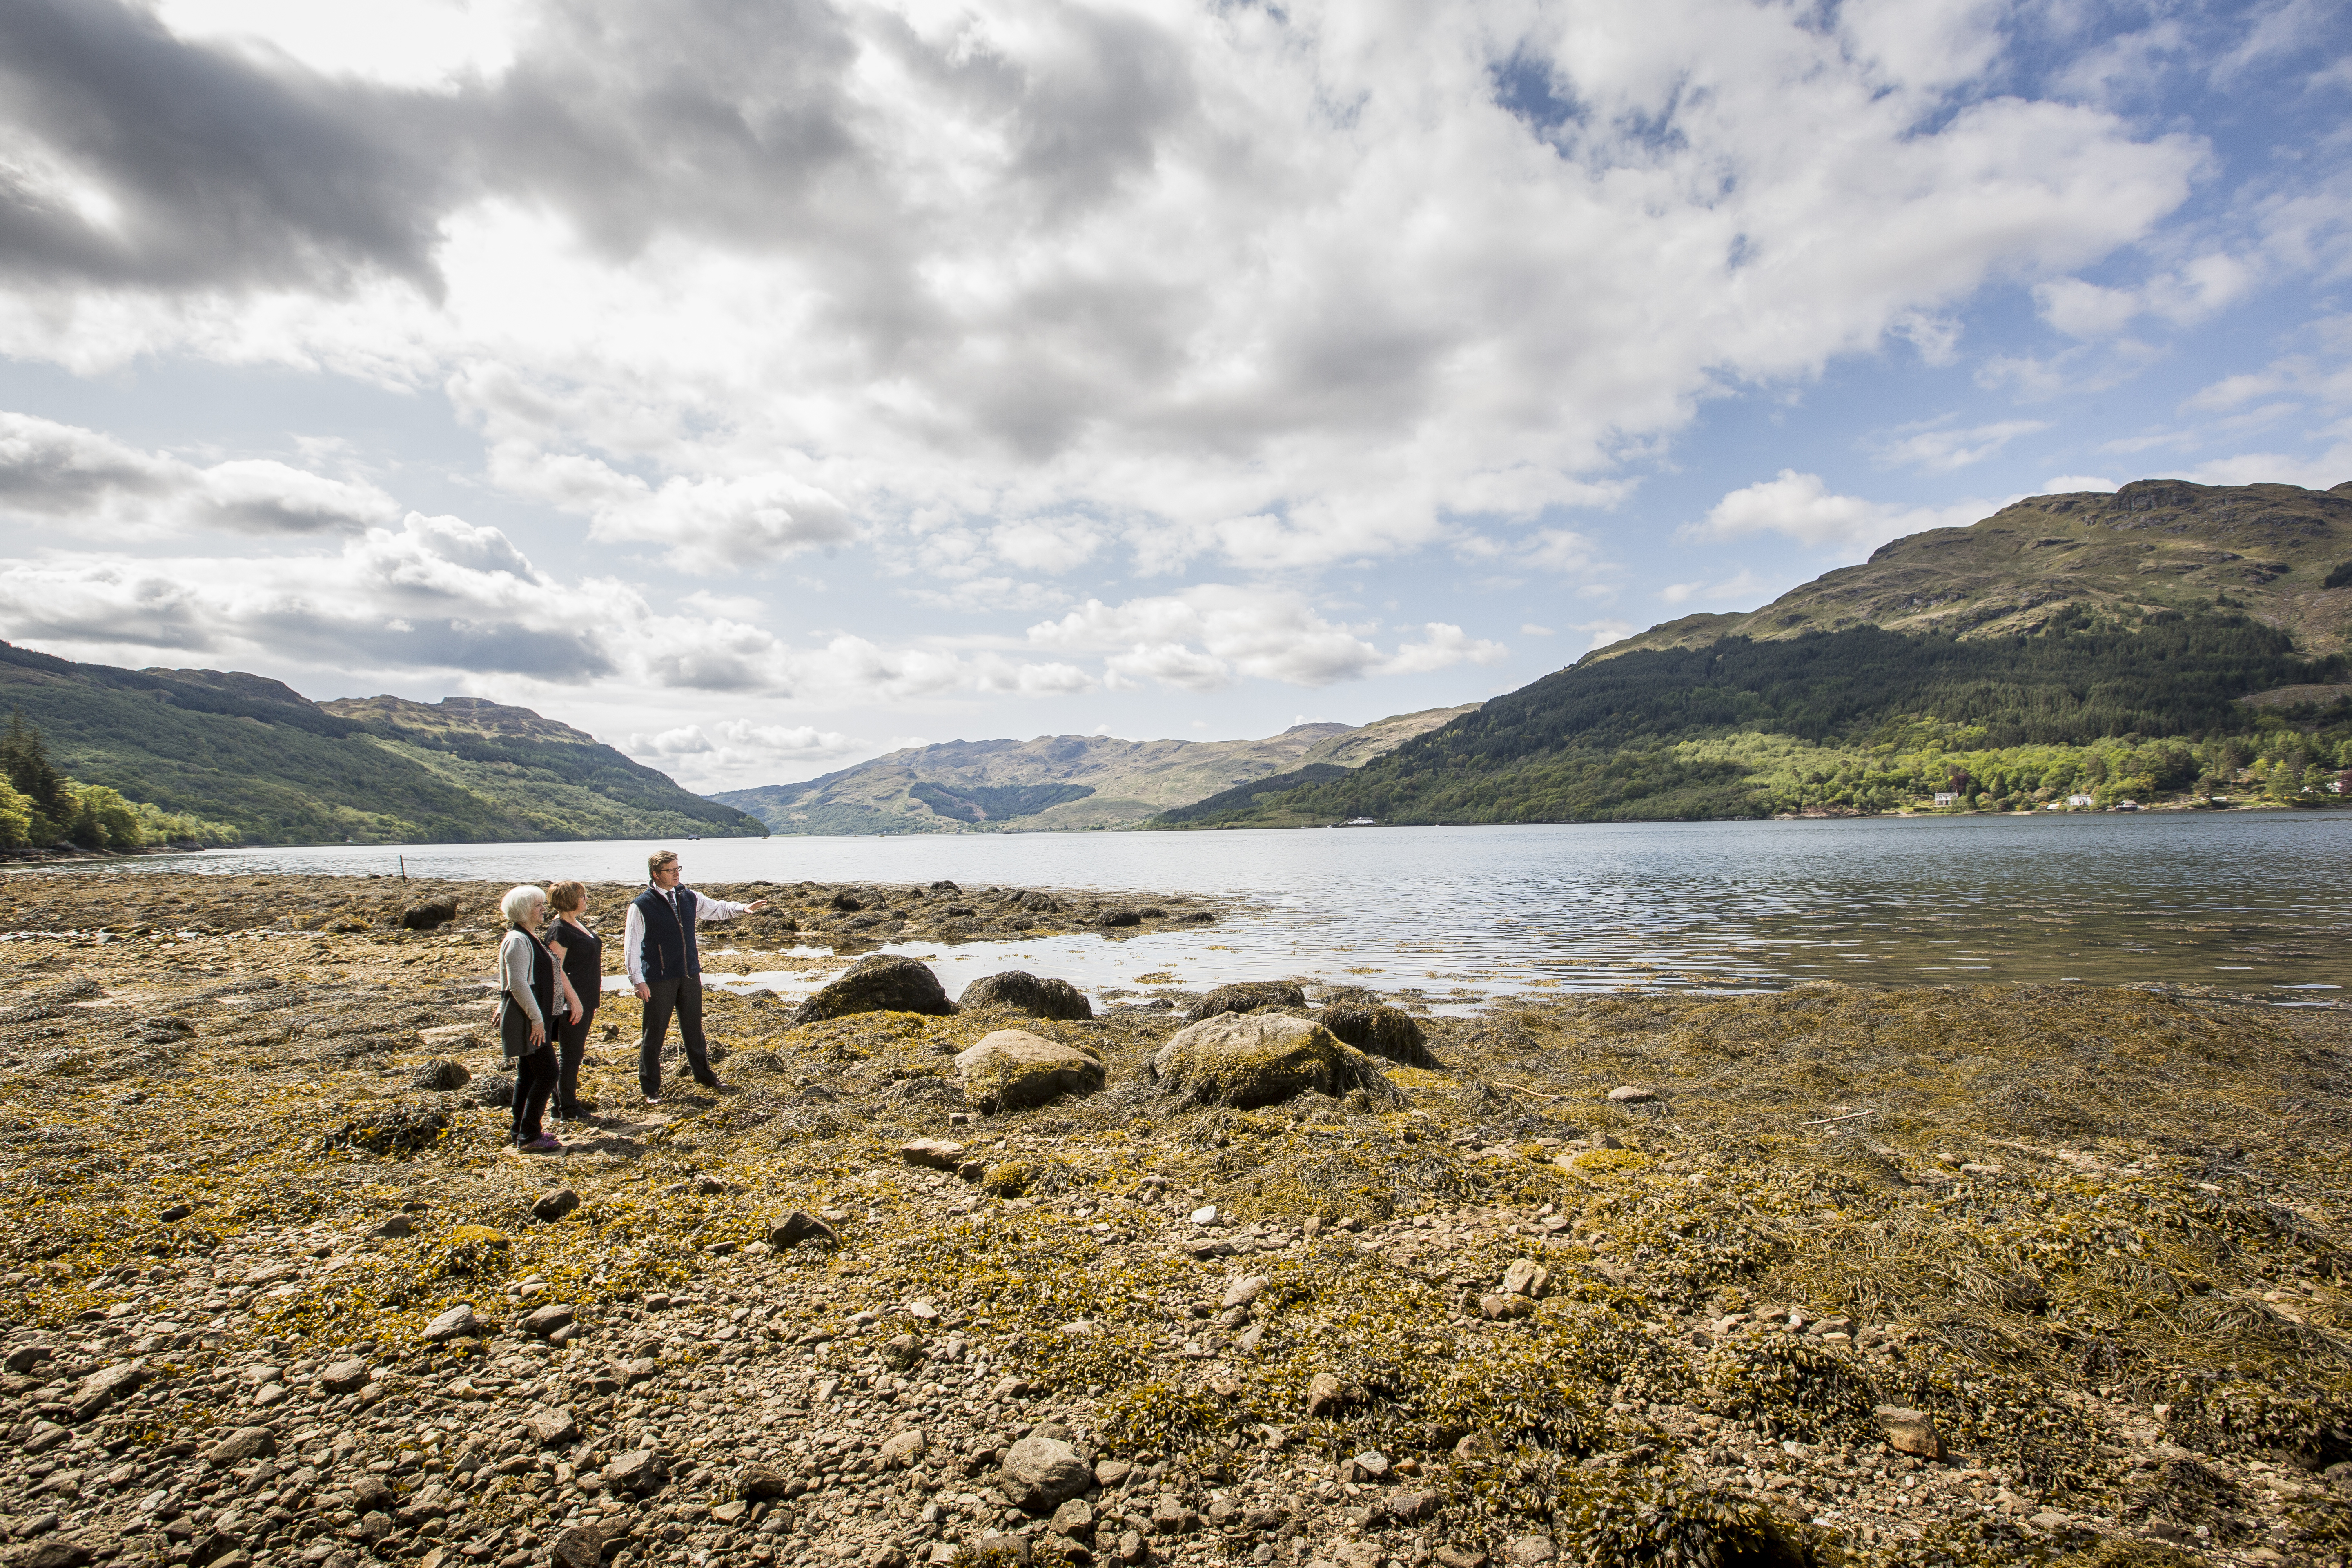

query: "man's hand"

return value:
[745, 899, 769, 913]
[633, 981, 651, 1000]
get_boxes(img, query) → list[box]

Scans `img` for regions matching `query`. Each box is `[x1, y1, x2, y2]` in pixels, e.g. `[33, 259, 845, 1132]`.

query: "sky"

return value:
[0, 0, 2347, 794]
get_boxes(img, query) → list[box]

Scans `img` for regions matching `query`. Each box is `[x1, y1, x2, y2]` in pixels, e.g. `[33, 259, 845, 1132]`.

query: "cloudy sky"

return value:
[0, 0, 2346, 792]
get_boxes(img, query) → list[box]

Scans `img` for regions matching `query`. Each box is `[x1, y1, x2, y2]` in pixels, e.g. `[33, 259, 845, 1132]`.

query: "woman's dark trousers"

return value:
[556, 1009, 595, 1119]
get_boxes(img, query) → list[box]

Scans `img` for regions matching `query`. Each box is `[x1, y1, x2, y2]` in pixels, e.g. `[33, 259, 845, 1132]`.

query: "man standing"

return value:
[625, 849, 768, 1102]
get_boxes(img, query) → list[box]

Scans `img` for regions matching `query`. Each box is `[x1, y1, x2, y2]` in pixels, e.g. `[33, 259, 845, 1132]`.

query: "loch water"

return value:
[51, 813, 2352, 1011]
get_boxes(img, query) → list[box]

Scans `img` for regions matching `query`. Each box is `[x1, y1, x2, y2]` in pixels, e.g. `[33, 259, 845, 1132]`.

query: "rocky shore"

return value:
[0, 874, 2348, 1568]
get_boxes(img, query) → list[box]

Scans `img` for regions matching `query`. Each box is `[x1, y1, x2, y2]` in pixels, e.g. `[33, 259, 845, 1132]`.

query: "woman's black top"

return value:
[549, 914, 603, 1017]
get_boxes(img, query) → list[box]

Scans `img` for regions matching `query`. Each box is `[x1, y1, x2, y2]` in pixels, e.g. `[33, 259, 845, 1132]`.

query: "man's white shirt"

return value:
[623, 886, 756, 987]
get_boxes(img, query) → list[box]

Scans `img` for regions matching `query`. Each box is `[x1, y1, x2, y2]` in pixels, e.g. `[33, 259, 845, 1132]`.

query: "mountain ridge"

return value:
[0, 644, 767, 845]
[712, 705, 1479, 834]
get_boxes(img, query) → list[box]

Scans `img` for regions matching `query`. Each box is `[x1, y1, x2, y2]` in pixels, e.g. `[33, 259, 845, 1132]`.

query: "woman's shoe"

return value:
[521, 1134, 564, 1153]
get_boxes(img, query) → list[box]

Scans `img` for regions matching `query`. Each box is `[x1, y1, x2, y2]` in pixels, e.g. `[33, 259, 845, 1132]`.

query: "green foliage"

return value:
[0, 710, 242, 850]
[0, 642, 764, 846]
[1166, 613, 2350, 826]
[908, 780, 1095, 822]
[1151, 762, 1354, 824]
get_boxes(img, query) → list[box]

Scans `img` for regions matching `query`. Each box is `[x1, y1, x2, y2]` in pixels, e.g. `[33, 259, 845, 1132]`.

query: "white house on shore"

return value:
[1933, 791, 1960, 806]
[2067, 794, 2096, 808]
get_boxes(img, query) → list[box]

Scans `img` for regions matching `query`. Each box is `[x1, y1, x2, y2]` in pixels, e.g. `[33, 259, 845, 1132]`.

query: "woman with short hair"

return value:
[542, 879, 601, 1121]
[497, 883, 569, 1153]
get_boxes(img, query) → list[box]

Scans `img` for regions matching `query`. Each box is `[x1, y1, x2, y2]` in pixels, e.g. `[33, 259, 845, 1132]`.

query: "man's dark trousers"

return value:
[640, 977, 718, 1096]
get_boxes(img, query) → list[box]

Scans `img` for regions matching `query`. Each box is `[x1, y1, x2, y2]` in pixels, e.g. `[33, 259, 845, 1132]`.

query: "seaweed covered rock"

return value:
[1150, 1013, 1402, 1109]
[1319, 1003, 1437, 1067]
[409, 1058, 472, 1091]
[1186, 981, 1307, 1022]
[957, 971, 1094, 1020]
[400, 898, 459, 931]
[955, 1029, 1105, 1111]
[790, 954, 955, 1024]
[324, 1102, 450, 1155]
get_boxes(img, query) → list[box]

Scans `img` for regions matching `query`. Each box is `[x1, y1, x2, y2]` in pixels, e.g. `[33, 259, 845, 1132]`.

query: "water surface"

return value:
[28, 814, 2350, 1009]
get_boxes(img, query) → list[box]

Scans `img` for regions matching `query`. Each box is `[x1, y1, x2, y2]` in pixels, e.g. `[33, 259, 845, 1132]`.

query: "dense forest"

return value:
[1157, 610, 2352, 827]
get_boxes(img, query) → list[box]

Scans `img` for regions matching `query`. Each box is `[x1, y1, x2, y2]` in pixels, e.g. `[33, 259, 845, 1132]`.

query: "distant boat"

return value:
[1336, 817, 1379, 827]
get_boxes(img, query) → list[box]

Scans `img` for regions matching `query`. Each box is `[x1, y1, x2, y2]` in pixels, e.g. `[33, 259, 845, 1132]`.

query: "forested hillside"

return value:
[1156, 478, 2352, 830]
[0, 643, 765, 846]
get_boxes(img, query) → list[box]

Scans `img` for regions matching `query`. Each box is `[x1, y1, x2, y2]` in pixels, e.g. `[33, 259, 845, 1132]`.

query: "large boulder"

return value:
[1150, 1013, 1403, 1109]
[956, 971, 1094, 1020]
[1185, 981, 1306, 1022]
[789, 955, 956, 1025]
[1319, 1004, 1438, 1068]
[955, 1029, 1105, 1111]
[1002, 1436, 1093, 1512]
[400, 898, 459, 931]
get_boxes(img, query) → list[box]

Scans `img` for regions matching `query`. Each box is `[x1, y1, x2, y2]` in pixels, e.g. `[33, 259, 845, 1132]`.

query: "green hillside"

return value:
[0, 643, 766, 846]
[1156, 479, 2352, 829]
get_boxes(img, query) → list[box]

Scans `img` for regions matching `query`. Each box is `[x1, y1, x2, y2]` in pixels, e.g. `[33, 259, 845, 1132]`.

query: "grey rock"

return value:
[768, 1210, 840, 1249]
[523, 1303, 575, 1339]
[349, 1476, 396, 1515]
[317, 1359, 369, 1394]
[953, 1030, 1105, 1111]
[523, 1406, 579, 1447]
[879, 1430, 926, 1468]
[421, 1304, 477, 1343]
[1305, 1372, 1345, 1417]
[1605, 1085, 1658, 1104]
[737, 1463, 792, 1499]
[1875, 1404, 1941, 1458]
[901, 1139, 967, 1171]
[4, 1343, 52, 1373]
[69, 1359, 143, 1420]
[1501, 1259, 1549, 1297]
[955, 971, 1093, 1021]
[1001, 1436, 1092, 1512]
[1152, 1012, 1405, 1109]
[548, 1524, 602, 1568]
[400, 899, 459, 931]
[789, 955, 955, 1025]
[604, 1449, 668, 1494]
[13, 1542, 91, 1568]
[1503, 1538, 1557, 1567]
[366, 1214, 414, 1239]
[1219, 1276, 1269, 1310]
[205, 1427, 275, 1465]
[531, 1189, 580, 1223]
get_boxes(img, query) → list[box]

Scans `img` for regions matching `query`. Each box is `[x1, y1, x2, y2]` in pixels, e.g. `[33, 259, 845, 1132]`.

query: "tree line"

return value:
[0, 714, 240, 852]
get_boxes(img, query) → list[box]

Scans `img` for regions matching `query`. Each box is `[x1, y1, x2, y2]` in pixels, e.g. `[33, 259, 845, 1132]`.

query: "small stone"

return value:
[1093, 1459, 1133, 1488]
[368, 1214, 414, 1239]
[1351, 1450, 1390, 1481]
[975, 1535, 1031, 1565]
[1479, 1292, 1534, 1320]
[1001, 1436, 1092, 1512]
[157, 1203, 194, 1223]
[524, 1405, 579, 1447]
[14, 1543, 91, 1568]
[1115, 1532, 1146, 1565]
[768, 1210, 840, 1249]
[523, 1303, 576, 1339]
[350, 1475, 396, 1515]
[421, 1304, 477, 1343]
[531, 1189, 580, 1223]
[1376, 1490, 1437, 1524]
[738, 1463, 792, 1499]
[4, 1344, 52, 1373]
[1219, 1275, 1268, 1310]
[711, 1500, 747, 1525]
[1305, 1372, 1344, 1417]
[548, 1524, 601, 1568]
[318, 1358, 370, 1394]
[880, 1430, 927, 1468]
[70, 1359, 145, 1420]
[206, 1427, 275, 1465]
[1605, 1085, 1657, 1104]
[604, 1449, 668, 1493]
[902, 1140, 967, 1171]
[1874, 1404, 1941, 1459]
[1501, 1259, 1550, 1297]
[1050, 1498, 1096, 1539]
[1190, 1205, 1218, 1225]
[1434, 1550, 1488, 1568]
[1503, 1538, 1557, 1567]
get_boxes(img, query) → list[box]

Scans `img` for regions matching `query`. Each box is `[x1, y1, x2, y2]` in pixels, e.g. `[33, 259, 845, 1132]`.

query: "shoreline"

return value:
[0, 877, 2346, 1568]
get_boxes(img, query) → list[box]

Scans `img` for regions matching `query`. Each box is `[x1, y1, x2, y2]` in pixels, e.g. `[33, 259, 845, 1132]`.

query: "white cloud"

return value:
[0, 410, 400, 536]
[1686, 470, 2004, 555]
[1520, 623, 1553, 636]
[1572, 619, 1637, 653]
[628, 719, 857, 768]
[2034, 253, 2262, 340]
[1659, 568, 1771, 607]
[0, 0, 2212, 576]
[1871, 418, 2050, 472]
[1028, 585, 1502, 691]
[2043, 474, 2120, 493]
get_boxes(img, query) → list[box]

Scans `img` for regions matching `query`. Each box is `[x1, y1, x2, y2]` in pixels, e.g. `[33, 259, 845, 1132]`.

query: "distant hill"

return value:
[1596, 479, 2352, 660]
[1159, 480, 2352, 828]
[712, 704, 1478, 834]
[0, 643, 766, 845]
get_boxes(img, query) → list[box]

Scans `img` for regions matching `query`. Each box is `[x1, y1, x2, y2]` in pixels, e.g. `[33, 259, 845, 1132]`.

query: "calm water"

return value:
[29, 814, 2352, 1009]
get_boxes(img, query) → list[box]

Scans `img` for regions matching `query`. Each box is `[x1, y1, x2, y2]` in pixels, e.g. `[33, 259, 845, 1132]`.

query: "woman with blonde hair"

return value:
[541, 879, 603, 1120]
[497, 884, 580, 1153]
